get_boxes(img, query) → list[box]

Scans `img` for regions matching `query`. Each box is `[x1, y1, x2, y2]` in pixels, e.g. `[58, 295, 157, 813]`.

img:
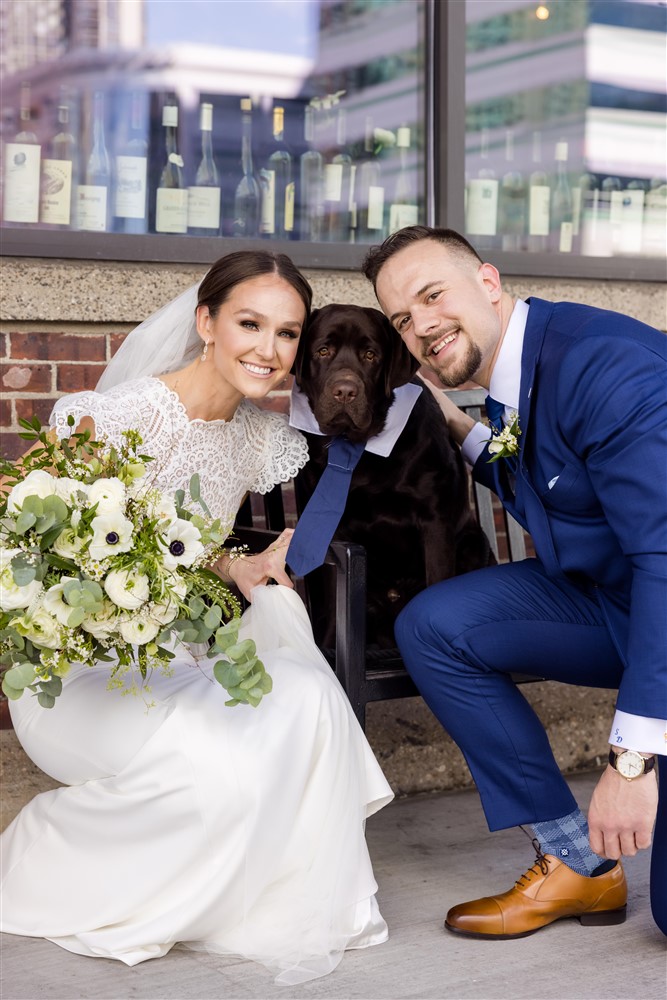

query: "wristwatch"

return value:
[608, 748, 656, 780]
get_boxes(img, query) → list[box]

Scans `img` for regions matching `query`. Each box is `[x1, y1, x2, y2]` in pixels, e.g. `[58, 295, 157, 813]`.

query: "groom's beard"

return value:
[430, 340, 483, 389]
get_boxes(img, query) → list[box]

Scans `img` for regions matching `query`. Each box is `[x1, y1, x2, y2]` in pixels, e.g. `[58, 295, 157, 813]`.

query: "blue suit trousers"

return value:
[395, 558, 666, 935]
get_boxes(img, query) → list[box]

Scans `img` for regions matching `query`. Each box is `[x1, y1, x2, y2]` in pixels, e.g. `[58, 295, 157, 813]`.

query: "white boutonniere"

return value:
[487, 411, 521, 463]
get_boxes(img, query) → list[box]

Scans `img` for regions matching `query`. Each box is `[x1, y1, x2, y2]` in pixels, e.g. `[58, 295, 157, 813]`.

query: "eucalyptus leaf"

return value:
[204, 606, 222, 629]
[35, 511, 57, 533]
[11, 563, 37, 586]
[67, 607, 86, 628]
[21, 495, 44, 516]
[40, 676, 63, 697]
[188, 596, 205, 619]
[15, 511, 37, 534]
[1, 678, 24, 700]
[37, 691, 56, 709]
[213, 660, 242, 689]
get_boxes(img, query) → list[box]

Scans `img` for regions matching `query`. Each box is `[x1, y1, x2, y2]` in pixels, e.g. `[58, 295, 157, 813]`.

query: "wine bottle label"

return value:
[285, 182, 295, 232]
[396, 127, 411, 149]
[40, 158, 72, 225]
[367, 185, 385, 230]
[528, 185, 550, 236]
[3, 142, 41, 223]
[389, 203, 418, 232]
[466, 178, 498, 236]
[187, 186, 221, 230]
[324, 163, 343, 202]
[156, 187, 188, 233]
[259, 169, 276, 234]
[559, 221, 573, 253]
[114, 155, 147, 219]
[76, 185, 108, 231]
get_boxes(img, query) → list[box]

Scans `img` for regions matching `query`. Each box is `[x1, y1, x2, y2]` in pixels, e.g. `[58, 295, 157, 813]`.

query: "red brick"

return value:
[1, 333, 8, 359]
[1, 362, 52, 393]
[110, 333, 129, 357]
[0, 430, 25, 462]
[15, 397, 56, 428]
[10, 332, 106, 362]
[0, 398, 12, 427]
[57, 364, 105, 392]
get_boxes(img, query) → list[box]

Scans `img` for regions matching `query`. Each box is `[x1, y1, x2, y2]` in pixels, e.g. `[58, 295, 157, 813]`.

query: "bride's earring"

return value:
[201, 339, 210, 363]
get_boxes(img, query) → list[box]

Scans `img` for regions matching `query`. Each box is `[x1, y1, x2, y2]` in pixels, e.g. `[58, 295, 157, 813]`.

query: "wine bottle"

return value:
[499, 129, 526, 251]
[188, 102, 221, 236]
[388, 125, 418, 234]
[40, 100, 76, 227]
[615, 180, 646, 255]
[576, 170, 600, 255]
[550, 140, 573, 253]
[598, 173, 621, 257]
[323, 106, 353, 242]
[114, 91, 148, 234]
[299, 103, 324, 242]
[155, 103, 188, 234]
[259, 105, 294, 240]
[3, 82, 41, 224]
[465, 127, 498, 250]
[355, 115, 386, 243]
[232, 98, 260, 238]
[527, 131, 550, 252]
[77, 90, 110, 232]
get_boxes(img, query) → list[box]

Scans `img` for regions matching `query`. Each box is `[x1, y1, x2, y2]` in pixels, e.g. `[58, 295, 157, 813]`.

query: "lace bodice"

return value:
[50, 377, 308, 536]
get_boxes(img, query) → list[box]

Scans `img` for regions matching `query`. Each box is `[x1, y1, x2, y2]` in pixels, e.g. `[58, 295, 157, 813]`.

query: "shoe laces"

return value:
[515, 827, 550, 886]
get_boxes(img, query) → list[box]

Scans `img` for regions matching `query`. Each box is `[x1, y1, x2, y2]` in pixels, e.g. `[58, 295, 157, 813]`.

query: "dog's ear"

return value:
[375, 310, 420, 394]
[292, 308, 319, 384]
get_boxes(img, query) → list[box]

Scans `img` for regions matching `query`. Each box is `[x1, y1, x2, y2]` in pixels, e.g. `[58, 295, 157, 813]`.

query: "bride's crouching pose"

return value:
[0, 251, 393, 984]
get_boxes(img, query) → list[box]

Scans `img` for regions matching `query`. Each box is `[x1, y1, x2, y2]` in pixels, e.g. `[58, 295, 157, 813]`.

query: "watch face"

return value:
[616, 751, 645, 779]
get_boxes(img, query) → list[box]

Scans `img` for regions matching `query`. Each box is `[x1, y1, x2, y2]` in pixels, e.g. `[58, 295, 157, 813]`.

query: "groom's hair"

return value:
[198, 250, 313, 320]
[361, 226, 483, 289]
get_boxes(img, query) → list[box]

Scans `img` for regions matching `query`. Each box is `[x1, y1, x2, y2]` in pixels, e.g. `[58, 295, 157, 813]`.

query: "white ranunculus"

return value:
[52, 527, 86, 561]
[150, 494, 178, 528]
[7, 470, 57, 513]
[87, 477, 126, 513]
[159, 518, 204, 571]
[81, 599, 119, 639]
[88, 512, 135, 562]
[42, 577, 80, 626]
[151, 574, 187, 625]
[119, 615, 161, 645]
[0, 548, 43, 611]
[12, 603, 61, 649]
[104, 569, 150, 610]
[54, 477, 88, 504]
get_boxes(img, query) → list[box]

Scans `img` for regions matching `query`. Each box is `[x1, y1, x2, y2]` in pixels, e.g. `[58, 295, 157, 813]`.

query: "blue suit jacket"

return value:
[473, 297, 667, 720]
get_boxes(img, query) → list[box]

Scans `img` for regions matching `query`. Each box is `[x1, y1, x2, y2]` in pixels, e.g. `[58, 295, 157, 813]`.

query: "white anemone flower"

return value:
[0, 548, 43, 611]
[104, 569, 150, 610]
[87, 477, 126, 513]
[43, 577, 80, 626]
[88, 512, 134, 562]
[7, 469, 57, 513]
[159, 518, 204, 570]
[119, 615, 161, 645]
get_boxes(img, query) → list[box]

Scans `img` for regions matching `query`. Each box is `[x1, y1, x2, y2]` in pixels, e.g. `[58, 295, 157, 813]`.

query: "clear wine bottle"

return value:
[188, 102, 221, 236]
[299, 103, 324, 242]
[77, 90, 110, 232]
[40, 99, 77, 228]
[260, 105, 294, 240]
[499, 129, 526, 251]
[232, 98, 260, 238]
[355, 115, 386, 243]
[527, 131, 550, 252]
[550, 140, 573, 253]
[323, 106, 353, 242]
[155, 103, 188, 234]
[465, 127, 498, 250]
[3, 82, 41, 225]
[114, 91, 148, 234]
[388, 125, 418, 234]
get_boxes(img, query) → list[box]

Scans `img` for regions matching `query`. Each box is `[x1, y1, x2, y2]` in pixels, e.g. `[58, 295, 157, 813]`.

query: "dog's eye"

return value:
[363, 350, 376, 362]
[316, 347, 330, 357]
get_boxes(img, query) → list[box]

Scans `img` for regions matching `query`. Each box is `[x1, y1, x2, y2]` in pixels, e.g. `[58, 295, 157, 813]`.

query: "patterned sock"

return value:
[531, 808, 608, 877]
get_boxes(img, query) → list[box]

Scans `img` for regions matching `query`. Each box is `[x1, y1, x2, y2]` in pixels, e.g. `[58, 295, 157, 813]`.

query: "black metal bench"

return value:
[235, 388, 533, 729]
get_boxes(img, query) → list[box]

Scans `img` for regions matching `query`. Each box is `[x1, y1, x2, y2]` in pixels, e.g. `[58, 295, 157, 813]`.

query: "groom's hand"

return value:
[588, 762, 658, 859]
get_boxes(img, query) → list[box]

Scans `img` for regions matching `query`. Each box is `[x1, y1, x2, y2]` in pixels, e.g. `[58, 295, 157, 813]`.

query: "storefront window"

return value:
[0, 0, 425, 246]
[464, 0, 667, 260]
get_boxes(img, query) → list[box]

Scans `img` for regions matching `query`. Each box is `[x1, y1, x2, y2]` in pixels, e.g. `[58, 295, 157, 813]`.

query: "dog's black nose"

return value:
[333, 381, 358, 404]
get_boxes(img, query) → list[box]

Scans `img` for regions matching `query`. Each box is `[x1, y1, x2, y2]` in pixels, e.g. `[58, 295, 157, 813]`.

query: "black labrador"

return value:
[293, 303, 493, 649]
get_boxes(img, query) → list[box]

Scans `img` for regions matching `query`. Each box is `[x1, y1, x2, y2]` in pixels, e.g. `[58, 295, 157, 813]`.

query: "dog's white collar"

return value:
[289, 382, 423, 458]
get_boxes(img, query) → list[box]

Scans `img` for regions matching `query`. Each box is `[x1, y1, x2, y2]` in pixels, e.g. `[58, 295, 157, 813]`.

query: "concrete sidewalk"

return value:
[1, 771, 664, 1000]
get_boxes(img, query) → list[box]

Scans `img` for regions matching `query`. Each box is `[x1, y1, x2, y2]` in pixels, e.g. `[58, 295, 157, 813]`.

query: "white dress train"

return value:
[0, 381, 394, 984]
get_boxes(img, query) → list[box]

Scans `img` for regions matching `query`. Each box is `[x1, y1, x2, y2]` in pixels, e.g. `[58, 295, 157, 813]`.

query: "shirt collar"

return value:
[289, 382, 423, 458]
[488, 298, 529, 411]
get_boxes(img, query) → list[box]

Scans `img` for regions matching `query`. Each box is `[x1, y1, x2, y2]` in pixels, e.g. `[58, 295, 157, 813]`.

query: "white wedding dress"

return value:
[1, 378, 394, 984]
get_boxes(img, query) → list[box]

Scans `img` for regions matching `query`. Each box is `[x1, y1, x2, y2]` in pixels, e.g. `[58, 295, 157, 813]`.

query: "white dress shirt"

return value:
[461, 299, 665, 756]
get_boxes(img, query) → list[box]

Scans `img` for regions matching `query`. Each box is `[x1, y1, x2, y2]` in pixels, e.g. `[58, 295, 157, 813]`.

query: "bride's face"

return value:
[197, 274, 305, 401]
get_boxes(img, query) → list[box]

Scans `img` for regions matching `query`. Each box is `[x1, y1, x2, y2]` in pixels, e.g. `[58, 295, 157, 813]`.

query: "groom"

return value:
[361, 225, 666, 937]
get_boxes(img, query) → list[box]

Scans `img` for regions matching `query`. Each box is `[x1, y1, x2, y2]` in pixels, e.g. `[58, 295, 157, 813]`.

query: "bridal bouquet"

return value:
[0, 417, 272, 710]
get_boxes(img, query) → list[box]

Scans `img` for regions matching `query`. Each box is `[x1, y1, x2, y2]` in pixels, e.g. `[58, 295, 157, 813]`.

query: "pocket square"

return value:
[547, 475, 560, 490]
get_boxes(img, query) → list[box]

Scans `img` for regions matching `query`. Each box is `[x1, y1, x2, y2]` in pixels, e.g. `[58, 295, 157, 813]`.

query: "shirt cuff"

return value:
[608, 709, 667, 756]
[461, 421, 491, 466]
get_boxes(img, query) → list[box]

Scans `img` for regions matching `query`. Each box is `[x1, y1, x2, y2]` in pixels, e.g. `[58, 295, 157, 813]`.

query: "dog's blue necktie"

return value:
[485, 394, 506, 434]
[286, 436, 366, 577]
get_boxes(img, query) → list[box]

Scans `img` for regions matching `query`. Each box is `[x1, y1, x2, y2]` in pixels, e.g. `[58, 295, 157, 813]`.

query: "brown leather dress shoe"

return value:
[445, 851, 627, 939]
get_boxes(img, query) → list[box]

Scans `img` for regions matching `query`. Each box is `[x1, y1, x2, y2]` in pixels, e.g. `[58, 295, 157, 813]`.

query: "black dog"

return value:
[292, 303, 493, 649]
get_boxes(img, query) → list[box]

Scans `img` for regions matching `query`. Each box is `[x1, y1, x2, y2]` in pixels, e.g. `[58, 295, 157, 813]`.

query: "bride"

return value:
[0, 250, 393, 984]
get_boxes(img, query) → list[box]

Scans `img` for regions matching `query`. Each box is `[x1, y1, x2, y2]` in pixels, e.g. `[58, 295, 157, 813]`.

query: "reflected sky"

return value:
[145, 0, 319, 57]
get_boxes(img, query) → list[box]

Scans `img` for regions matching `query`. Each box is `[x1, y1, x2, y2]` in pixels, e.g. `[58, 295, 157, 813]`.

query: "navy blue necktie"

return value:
[485, 395, 506, 434]
[287, 437, 365, 577]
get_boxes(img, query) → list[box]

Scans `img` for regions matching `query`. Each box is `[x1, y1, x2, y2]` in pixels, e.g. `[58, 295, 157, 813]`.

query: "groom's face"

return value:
[374, 240, 502, 389]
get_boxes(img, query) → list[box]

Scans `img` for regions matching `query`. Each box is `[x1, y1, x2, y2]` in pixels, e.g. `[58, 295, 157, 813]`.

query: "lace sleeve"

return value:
[49, 382, 157, 449]
[249, 409, 309, 495]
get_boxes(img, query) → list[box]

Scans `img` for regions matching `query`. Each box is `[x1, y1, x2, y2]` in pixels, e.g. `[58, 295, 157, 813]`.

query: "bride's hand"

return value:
[224, 529, 294, 602]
